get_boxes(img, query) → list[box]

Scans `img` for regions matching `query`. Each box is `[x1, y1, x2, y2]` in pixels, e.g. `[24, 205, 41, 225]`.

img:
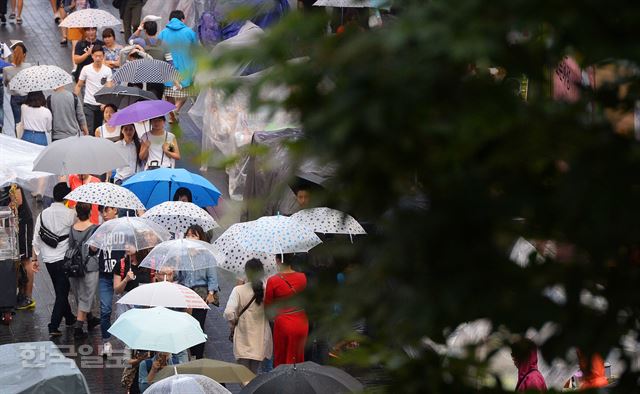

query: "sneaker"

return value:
[101, 342, 112, 357]
[73, 327, 88, 339]
[16, 297, 35, 310]
[88, 317, 101, 330]
[49, 329, 63, 337]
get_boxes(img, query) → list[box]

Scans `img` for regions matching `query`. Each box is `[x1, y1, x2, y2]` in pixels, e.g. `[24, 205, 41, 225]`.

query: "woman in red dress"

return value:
[264, 253, 308, 367]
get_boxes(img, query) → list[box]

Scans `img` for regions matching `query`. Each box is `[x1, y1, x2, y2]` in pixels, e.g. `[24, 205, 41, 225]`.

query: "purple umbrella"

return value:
[108, 99, 176, 126]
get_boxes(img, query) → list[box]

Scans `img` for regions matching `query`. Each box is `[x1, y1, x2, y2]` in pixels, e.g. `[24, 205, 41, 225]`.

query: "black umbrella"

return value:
[94, 86, 157, 109]
[239, 362, 364, 394]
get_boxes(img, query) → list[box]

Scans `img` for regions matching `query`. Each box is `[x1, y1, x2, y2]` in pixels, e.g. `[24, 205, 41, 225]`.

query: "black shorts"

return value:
[18, 218, 33, 260]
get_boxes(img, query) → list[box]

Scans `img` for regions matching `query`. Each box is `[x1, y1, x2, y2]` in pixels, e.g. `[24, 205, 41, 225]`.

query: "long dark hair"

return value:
[120, 123, 141, 158]
[25, 91, 46, 108]
[245, 258, 265, 305]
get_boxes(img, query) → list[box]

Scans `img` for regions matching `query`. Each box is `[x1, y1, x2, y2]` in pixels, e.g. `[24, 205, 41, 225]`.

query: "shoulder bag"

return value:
[228, 294, 256, 342]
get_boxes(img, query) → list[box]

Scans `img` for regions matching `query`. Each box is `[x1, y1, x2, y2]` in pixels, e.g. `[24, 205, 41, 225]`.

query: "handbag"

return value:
[120, 365, 136, 389]
[38, 214, 69, 248]
[229, 295, 256, 342]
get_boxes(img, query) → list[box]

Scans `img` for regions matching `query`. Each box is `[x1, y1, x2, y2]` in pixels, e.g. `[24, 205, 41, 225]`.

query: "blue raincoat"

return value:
[158, 18, 198, 88]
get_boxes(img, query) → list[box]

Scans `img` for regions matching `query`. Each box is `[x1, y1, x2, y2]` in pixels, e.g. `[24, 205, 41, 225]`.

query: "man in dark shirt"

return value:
[73, 27, 104, 82]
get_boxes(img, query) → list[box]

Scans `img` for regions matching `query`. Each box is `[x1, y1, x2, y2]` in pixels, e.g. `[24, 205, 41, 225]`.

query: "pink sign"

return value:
[553, 56, 582, 102]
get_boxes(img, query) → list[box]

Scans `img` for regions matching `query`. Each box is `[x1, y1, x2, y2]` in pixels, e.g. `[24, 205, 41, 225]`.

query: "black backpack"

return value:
[63, 226, 96, 278]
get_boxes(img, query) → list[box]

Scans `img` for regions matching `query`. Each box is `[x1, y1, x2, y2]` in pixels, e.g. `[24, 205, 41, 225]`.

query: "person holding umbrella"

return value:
[114, 123, 143, 185]
[176, 224, 219, 360]
[139, 115, 181, 169]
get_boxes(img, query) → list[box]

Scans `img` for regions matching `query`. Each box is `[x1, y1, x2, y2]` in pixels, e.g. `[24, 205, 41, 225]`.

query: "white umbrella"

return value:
[86, 216, 171, 252]
[32, 136, 128, 176]
[117, 281, 210, 310]
[139, 238, 225, 271]
[212, 223, 277, 277]
[143, 201, 219, 235]
[64, 182, 145, 210]
[291, 207, 366, 236]
[8, 65, 73, 93]
[59, 9, 122, 28]
[108, 307, 206, 354]
[147, 374, 231, 394]
[313, 0, 390, 7]
[0, 134, 56, 195]
[234, 215, 322, 255]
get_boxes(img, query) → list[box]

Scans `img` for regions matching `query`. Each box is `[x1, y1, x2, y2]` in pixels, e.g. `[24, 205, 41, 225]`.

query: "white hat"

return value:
[0, 42, 11, 59]
[142, 15, 162, 23]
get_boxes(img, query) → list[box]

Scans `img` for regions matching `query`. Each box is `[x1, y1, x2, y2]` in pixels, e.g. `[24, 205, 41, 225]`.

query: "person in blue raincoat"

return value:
[158, 9, 198, 124]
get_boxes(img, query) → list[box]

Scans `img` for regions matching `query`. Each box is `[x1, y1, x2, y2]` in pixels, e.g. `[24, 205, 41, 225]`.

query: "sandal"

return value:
[9, 13, 15, 20]
[16, 17, 22, 24]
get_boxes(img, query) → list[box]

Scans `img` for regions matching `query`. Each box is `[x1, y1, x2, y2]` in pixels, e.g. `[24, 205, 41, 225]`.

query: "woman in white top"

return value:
[139, 115, 181, 169]
[114, 124, 142, 184]
[95, 104, 121, 142]
[223, 258, 273, 375]
[21, 91, 52, 146]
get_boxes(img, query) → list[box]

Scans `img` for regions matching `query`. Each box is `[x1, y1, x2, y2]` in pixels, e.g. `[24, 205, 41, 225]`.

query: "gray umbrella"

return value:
[239, 362, 364, 394]
[95, 85, 157, 109]
[32, 135, 128, 176]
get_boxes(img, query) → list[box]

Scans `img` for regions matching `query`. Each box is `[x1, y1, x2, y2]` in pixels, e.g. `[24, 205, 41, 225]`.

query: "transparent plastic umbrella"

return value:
[139, 238, 225, 271]
[86, 216, 170, 252]
[117, 281, 210, 310]
[65, 182, 145, 210]
[212, 223, 277, 277]
[147, 374, 231, 394]
[143, 201, 219, 235]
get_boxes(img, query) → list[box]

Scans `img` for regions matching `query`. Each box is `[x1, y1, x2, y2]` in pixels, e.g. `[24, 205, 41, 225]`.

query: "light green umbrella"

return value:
[108, 307, 206, 354]
[152, 359, 256, 384]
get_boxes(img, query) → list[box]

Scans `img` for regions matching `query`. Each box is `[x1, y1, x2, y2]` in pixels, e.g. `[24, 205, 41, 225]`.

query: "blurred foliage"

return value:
[202, 0, 640, 392]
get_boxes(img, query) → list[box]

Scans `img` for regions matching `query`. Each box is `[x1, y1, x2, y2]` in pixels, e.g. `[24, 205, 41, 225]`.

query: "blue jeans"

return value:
[99, 275, 113, 340]
[21, 130, 49, 146]
[10, 95, 26, 126]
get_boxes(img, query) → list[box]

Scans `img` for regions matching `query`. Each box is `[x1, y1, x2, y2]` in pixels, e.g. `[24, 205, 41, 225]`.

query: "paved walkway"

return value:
[0, 2, 241, 393]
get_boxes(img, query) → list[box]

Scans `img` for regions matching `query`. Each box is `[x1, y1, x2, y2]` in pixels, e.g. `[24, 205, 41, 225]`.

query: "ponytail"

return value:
[11, 43, 26, 67]
[245, 258, 265, 305]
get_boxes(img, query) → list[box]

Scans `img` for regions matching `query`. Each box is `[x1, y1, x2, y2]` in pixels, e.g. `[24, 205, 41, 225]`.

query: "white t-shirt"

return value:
[142, 131, 176, 169]
[115, 139, 139, 181]
[21, 105, 52, 132]
[79, 63, 112, 106]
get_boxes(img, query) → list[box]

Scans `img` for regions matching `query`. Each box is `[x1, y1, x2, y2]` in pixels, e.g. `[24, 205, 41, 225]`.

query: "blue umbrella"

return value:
[122, 168, 222, 209]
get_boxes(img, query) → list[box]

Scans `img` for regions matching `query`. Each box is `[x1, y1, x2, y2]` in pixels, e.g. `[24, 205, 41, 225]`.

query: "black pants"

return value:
[46, 260, 75, 331]
[190, 307, 208, 359]
[0, 0, 7, 16]
[83, 103, 102, 136]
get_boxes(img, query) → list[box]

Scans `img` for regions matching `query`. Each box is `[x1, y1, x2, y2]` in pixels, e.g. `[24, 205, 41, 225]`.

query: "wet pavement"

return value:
[0, 2, 242, 393]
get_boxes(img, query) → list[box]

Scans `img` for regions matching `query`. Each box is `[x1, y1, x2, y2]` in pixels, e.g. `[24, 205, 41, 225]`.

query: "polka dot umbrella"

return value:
[212, 222, 277, 278]
[291, 207, 366, 236]
[8, 65, 73, 93]
[234, 215, 322, 256]
[143, 201, 219, 236]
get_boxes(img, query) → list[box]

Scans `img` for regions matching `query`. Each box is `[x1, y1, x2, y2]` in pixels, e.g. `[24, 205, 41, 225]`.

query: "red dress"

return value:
[264, 272, 308, 367]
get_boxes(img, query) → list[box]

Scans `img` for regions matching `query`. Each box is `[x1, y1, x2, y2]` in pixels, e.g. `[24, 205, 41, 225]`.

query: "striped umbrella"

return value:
[113, 59, 180, 84]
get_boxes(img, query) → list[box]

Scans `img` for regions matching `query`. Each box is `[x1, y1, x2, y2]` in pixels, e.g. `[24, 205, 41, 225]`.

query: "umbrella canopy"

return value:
[112, 59, 180, 84]
[291, 208, 366, 235]
[108, 307, 206, 354]
[94, 85, 157, 109]
[143, 201, 219, 234]
[86, 216, 171, 252]
[64, 182, 145, 210]
[32, 135, 128, 176]
[108, 99, 176, 126]
[8, 65, 72, 93]
[147, 374, 231, 394]
[139, 238, 224, 271]
[0, 134, 56, 195]
[240, 361, 363, 394]
[313, 0, 389, 7]
[213, 223, 278, 277]
[117, 281, 210, 309]
[235, 215, 322, 255]
[153, 359, 256, 384]
[59, 8, 122, 28]
[122, 168, 222, 209]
